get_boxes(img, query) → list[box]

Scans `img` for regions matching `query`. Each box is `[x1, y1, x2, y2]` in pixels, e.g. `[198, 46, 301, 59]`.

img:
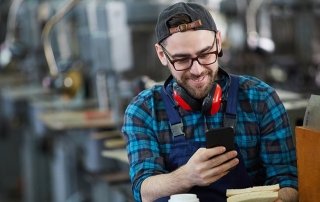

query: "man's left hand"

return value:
[274, 187, 298, 202]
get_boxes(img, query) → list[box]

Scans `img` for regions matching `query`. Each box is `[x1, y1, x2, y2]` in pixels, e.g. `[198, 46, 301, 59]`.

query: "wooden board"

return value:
[295, 127, 320, 202]
[39, 109, 116, 130]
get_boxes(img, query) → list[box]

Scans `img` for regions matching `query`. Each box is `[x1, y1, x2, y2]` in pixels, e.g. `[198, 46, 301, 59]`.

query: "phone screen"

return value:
[205, 126, 235, 151]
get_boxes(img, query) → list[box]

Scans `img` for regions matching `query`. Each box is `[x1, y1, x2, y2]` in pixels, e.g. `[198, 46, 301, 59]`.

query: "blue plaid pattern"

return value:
[122, 74, 298, 201]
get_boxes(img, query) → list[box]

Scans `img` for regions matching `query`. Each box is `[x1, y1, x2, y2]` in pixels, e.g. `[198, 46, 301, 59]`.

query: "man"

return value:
[122, 2, 298, 202]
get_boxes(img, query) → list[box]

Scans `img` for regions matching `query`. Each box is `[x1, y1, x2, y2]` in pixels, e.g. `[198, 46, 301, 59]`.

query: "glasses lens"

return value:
[173, 52, 218, 71]
[198, 52, 217, 65]
[162, 36, 218, 71]
[174, 59, 192, 71]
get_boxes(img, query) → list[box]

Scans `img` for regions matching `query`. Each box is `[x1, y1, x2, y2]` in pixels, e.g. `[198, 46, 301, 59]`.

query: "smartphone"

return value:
[205, 126, 235, 151]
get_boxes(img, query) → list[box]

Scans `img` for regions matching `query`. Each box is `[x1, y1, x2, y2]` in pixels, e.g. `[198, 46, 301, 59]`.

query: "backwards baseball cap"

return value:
[155, 2, 218, 43]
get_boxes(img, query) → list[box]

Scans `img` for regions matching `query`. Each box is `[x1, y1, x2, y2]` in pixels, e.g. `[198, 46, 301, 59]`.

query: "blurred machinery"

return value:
[0, 1, 47, 201]
[216, 0, 319, 132]
[0, 0, 46, 81]
[0, 0, 319, 202]
[0, 0, 135, 201]
[219, 0, 320, 94]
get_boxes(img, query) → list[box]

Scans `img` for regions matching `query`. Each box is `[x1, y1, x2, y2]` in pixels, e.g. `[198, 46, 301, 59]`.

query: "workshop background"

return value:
[0, 0, 318, 202]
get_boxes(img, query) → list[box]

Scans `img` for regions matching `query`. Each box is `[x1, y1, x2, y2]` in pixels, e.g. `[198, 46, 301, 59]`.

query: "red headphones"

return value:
[170, 80, 222, 115]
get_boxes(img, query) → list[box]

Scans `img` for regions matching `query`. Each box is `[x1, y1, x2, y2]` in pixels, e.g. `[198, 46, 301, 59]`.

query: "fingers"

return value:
[205, 171, 230, 185]
[197, 170, 230, 186]
[206, 157, 239, 177]
[187, 148, 240, 186]
[201, 154, 239, 175]
[197, 146, 227, 161]
[207, 150, 238, 168]
[192, 148, 239, 172]
[196, 158, 239, 186]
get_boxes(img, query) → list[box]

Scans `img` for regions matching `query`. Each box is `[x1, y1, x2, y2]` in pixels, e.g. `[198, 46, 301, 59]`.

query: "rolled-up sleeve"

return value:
[122, 92, 167, 201]
[258, 89, 298, 189]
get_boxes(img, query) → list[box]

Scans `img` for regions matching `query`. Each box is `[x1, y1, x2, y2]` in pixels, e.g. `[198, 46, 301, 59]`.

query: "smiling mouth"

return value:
[190, 75, 206, 82]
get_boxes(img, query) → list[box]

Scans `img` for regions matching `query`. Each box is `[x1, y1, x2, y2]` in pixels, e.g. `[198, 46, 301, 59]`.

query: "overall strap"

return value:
[224, 74, 240, 128]
[160, 87, 185, 138]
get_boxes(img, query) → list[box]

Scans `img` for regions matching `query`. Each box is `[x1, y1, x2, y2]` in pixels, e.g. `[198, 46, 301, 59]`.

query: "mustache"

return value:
[184, 70, 211, 81]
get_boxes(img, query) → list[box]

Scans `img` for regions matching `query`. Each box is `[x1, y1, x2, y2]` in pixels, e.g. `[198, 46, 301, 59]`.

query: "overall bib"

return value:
[157, 75, 253, 202]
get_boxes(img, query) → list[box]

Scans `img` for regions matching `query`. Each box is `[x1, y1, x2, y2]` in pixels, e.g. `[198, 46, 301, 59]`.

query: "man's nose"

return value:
[189, 59, 204, 75]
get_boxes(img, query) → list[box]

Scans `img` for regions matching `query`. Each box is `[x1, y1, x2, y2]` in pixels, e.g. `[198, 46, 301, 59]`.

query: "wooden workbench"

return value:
[39, 109, 117, 130]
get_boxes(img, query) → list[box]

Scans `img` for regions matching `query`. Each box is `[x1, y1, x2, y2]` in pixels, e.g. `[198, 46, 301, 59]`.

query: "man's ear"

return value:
[155, 43, 168, 66]
[216, 31, 222, 54]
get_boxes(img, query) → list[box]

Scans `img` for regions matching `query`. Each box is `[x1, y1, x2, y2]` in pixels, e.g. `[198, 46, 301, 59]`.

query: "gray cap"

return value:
[155, 2, 217, 43]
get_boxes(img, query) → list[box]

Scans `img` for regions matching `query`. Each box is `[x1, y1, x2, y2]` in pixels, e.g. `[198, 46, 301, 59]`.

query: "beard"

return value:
[176, 68, 218, 99]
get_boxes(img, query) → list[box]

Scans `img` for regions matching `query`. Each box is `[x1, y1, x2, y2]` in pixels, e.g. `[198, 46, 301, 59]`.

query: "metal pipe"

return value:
[42, 0, 80, 77]
[246, 0, 265, 36]
[5, 0, 24, 44]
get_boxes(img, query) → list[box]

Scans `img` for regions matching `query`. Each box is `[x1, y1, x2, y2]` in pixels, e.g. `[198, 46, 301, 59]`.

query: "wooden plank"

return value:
[101, 149, 128, 164]
[39, 109, 116, 130]
[295, 127, 320, 202]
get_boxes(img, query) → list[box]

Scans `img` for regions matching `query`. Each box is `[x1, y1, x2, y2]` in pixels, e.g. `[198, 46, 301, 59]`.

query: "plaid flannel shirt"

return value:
[122, 73, 298, 201]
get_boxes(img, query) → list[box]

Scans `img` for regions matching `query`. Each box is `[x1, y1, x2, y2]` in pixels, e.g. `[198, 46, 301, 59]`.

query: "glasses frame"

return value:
[160, 35, 219, 71]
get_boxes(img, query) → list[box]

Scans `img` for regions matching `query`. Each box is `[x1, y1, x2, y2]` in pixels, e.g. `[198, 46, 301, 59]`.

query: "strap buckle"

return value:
[169, 19, 203, 34]
[178, 24, 188, 32]
[170, 123, 185, 137]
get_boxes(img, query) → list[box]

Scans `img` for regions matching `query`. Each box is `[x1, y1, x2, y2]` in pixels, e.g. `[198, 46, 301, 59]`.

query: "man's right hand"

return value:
[140, 147, 239, 202]
[182, 147, 239, 187]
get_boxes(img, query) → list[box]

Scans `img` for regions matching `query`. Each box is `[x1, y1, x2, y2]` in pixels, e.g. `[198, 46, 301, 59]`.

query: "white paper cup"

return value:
[169, 194, 199, 202]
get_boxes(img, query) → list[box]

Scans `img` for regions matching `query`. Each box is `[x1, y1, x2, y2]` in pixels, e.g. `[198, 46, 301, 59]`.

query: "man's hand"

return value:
[274, 187, 298, 202]
[182, 146, 239, 187]
[140, 146, 239, 202]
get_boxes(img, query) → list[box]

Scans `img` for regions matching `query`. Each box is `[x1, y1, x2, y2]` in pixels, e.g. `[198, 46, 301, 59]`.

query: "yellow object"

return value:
[62, 70, 83, 98]
[226, 184, 279, 202]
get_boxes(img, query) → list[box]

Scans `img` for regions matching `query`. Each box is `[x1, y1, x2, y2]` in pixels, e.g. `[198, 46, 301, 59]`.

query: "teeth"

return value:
[192, 76, 205, 82]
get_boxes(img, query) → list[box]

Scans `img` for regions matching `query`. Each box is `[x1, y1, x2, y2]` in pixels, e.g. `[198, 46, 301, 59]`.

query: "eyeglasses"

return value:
[160, 37, 219, 71]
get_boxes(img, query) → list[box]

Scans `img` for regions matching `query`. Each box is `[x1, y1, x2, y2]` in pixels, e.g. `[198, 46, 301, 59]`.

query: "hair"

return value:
[166, 13, 192, 28]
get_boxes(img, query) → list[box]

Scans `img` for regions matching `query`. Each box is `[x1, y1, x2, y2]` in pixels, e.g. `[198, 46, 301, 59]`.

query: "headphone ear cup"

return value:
[173, 83, 201, 111]
[202, 83, 222, 115]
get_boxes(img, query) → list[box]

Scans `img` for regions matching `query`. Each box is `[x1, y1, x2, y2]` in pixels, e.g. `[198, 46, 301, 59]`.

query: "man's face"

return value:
[155, 30, 221, 99]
